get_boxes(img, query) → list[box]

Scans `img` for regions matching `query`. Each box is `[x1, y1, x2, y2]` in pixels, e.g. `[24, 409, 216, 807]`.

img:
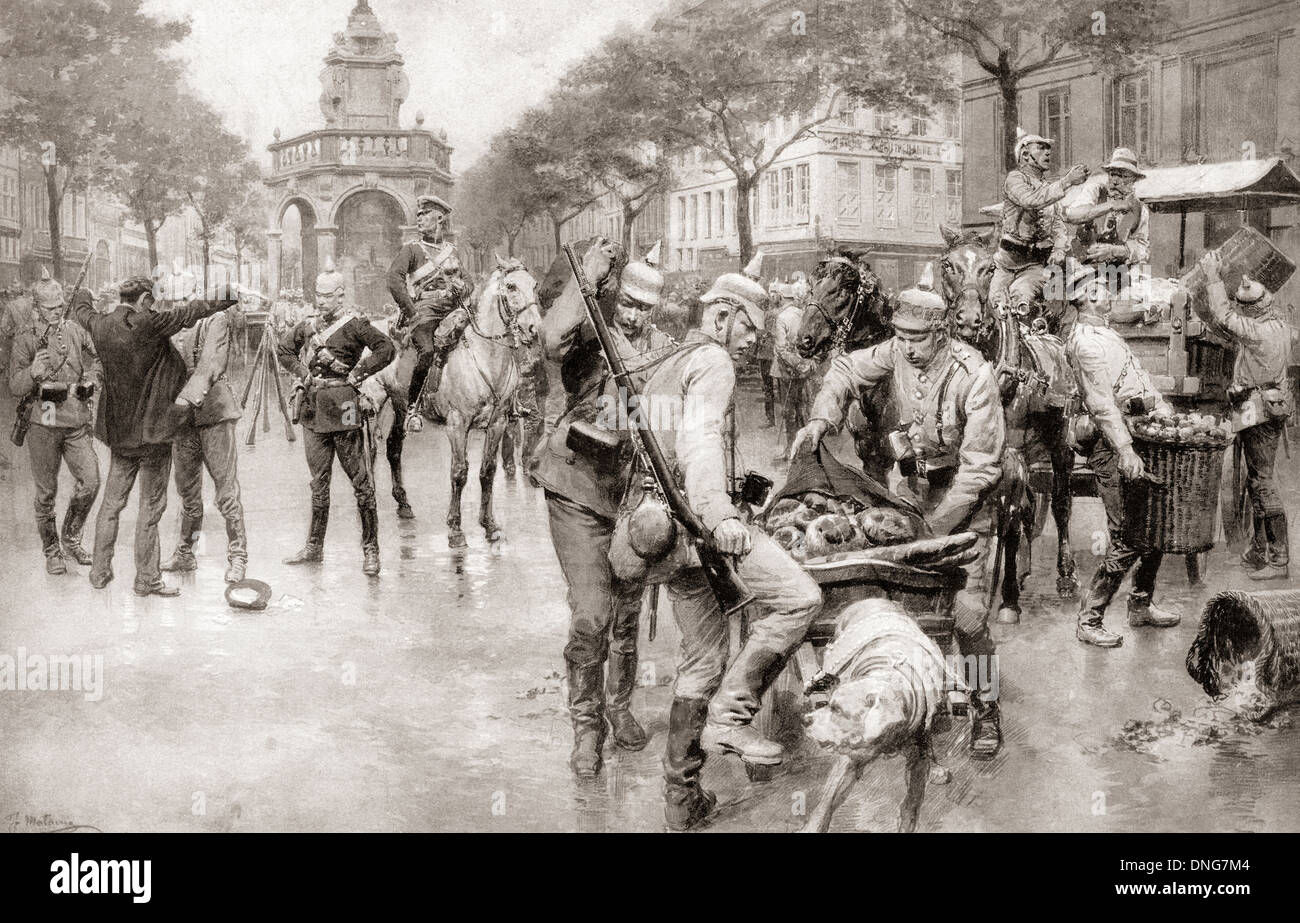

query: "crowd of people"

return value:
[0, 130, 1293, 831]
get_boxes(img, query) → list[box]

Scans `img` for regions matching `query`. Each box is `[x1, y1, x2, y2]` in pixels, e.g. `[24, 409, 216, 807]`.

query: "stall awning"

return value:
[978, 157, 1300, 219]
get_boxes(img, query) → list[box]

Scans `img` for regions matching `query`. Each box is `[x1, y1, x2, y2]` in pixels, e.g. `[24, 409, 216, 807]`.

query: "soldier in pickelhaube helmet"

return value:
[794, 265, 1007, 759]
[531, 240, 675, 781]
[386, 193, 473, 419]
[9, 273, 101, 575]
[278, 265, 395, 576]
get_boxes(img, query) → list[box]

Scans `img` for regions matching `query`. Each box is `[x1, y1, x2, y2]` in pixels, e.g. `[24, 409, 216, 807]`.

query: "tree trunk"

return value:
[44, 166, 64, 281]
[735, 174, 755, 270]
[145, 220, 160, 275]
[234, 243, 243, 288]
[1000, 70, 1021, 174]
[621, 200, 636, 255]
[506, 230, 518, 258]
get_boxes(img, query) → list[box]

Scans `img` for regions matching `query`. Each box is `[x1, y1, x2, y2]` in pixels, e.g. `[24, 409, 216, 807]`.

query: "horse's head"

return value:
[797, 250, 884, 359]
[487, 254, 540, 344]
[939, 225, 995, 344]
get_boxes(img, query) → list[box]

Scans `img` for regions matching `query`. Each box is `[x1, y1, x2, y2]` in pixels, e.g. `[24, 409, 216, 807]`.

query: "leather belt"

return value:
[998, 238, 1052, 261]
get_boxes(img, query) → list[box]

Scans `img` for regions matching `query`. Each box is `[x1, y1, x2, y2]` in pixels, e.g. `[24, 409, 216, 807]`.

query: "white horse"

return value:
[399, 257, 541, 547]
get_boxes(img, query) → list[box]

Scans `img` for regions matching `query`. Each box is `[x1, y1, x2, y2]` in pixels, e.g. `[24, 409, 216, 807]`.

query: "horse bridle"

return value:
[470, 268, 538, 344]
[808, 258, 869, 356]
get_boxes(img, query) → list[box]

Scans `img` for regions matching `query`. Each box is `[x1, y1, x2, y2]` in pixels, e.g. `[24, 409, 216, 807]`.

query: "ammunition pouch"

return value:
[39, 382, 69, 404]
[565, 420, 624, 470]
[732, 471, 773, 508]
[75, 381, 96, 401]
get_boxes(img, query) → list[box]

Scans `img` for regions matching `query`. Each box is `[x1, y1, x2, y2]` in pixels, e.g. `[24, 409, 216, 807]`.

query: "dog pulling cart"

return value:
[743, 446, 973, 783]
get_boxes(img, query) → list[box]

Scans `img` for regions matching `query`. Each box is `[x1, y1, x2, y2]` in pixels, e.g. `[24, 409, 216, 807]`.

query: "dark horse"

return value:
[794, 249, 897, 483]
[938, 225, 1079, 621]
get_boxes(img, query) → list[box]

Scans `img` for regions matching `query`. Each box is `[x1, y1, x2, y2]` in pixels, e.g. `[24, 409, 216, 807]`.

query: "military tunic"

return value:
[811, 337, 1004, 648]
[9, 315, 102, 554]
[1066, 313, 1171, 615]
[990, 166, 1070, 310]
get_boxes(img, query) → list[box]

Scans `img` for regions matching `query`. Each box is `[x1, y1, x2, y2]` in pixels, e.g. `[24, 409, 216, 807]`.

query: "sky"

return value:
[143, 0, 671, 173]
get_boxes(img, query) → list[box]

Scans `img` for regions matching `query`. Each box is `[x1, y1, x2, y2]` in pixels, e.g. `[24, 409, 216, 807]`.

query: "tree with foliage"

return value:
[456, 148, 547, 260]
[882, 0, 1177, 171]
[0, 0, 190, 279]
[571, 0, 950, 266]
[224, 183, 270, 293]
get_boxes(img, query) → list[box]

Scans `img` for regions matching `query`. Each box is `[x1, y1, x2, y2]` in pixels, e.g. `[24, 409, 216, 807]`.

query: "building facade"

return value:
[666, 93, 962, 292]
[961, 0, 1300, 305]
[264, 0, 454, 308]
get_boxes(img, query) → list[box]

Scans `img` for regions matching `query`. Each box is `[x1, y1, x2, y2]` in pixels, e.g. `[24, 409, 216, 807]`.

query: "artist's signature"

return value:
[5, 811, 102, 834]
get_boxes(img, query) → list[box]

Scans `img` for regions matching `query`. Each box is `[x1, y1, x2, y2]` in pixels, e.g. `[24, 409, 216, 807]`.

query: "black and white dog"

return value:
[800, 599, 958, 833]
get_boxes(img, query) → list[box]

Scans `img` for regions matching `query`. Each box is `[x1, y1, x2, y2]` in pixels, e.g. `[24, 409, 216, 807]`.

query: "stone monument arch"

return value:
[264, 0, 453, 308]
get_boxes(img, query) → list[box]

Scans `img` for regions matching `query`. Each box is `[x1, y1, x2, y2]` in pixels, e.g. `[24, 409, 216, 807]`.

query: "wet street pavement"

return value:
[2, 368, 1298, 834]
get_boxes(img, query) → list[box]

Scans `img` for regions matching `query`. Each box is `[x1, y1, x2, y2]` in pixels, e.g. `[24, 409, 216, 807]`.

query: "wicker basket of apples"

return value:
[1122, 411, 1230, 554]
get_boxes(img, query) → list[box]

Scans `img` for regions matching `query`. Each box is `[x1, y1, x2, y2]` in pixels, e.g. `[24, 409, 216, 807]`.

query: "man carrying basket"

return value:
[1065, 269, 1181, 648]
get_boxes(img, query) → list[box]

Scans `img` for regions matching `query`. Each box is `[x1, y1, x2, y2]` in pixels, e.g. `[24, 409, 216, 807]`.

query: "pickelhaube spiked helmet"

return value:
[33, 268, 64, 308]
[315, 259, 346, 295]
[891, 263, 947, 333]
[699, 250, 767, 328]
[619, 260, 664, 306]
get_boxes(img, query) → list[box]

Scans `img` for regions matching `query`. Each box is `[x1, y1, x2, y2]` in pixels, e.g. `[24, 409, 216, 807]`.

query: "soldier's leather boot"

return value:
[1241, 512, 1268, 570]
[1077, 568, 1123, 647]
[224, 513, 248, 584]
[161, 513, 201, 573]
[969, 695, 1003, 760]
[360, 507, 380, 576]
[763, 398, 776, 428]
[284, 506, 328, 565]
[1249, 513, 1290, 581]
[567, 660, 606, 779]
[664, 697, 718, 832]
[39, 518, 66, 575]
[1127, 592, 1181, 628]
[701, 648, 786, 765]
[605, 651, 647, 751]
[60, 493, 95, 565]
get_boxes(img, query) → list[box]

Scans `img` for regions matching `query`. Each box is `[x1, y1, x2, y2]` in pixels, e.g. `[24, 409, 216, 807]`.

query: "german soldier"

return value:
[793, 278, 1006, 758]
[634, 266, 822, 830]
[1198, 251, 1292, 580]
[1066, 271, 1181, 647]
[531, 241, 675, 778]
[1063, 147, 1150, 293]
[989, 130, 1089, 313]
[161, 302, 249, 584]
[9, 276, 101, 574]
[386, 194, 472, 417]
[278, 266, 395, 576]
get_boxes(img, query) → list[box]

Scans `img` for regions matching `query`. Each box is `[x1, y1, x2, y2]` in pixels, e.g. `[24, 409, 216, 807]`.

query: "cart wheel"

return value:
[1185, 551, 1209, 587]
[745, 762, 776, 783]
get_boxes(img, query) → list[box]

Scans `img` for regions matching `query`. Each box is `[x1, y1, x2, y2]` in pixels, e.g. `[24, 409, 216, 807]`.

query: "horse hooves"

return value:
[396, 504, 415, 520]
[928, 764, 952, 785]
[484, 528, 503, 544]
[995, 606, 1021, 625]
[1057, 575, 1080, 598]
[448, 531, 467, 549]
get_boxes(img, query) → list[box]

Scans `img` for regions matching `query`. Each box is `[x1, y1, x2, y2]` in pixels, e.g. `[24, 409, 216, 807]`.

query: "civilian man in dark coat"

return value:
[71, 276, 237, 596]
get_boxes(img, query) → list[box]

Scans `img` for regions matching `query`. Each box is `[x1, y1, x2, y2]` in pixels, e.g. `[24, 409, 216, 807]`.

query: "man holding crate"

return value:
[1197, 250, 1292, 581]
[1066, 270, 1181, 648]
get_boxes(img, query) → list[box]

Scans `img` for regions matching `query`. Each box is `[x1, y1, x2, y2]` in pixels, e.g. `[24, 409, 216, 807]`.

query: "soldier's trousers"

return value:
[91, 446, 172, 591]
[1240, 420, 1284, 517]
[304, 427, 375, 511]
[900, 476, 998, 659]
[27, 423, 99, 546]
[989, 247, 1051, 310]
[775, 376, 810, 447]
[545, 493, 642, 731]
[173, 420, 247, 563]
[665, 524, 822, 727]
[1080, 441, 1163, 619]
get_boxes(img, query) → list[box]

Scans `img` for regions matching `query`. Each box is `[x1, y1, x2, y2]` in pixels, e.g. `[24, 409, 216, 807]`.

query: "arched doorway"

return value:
[280, 199, 319, 303]
[336, 190, 405, 314]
